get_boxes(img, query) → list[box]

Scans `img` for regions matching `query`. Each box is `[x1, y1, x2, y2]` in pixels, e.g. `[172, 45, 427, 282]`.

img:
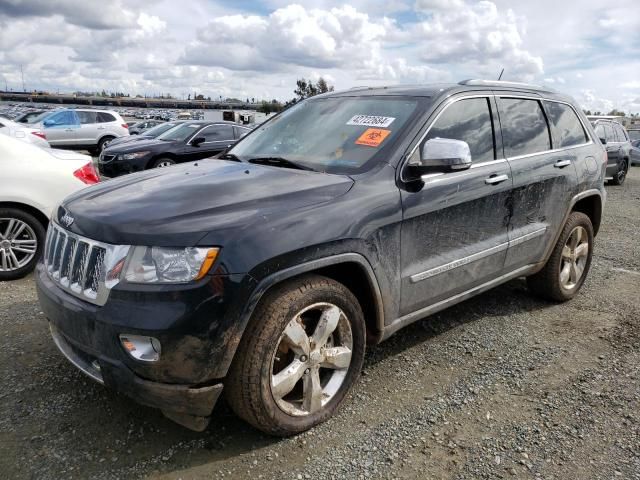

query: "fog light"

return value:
[119, 334, 161, 362]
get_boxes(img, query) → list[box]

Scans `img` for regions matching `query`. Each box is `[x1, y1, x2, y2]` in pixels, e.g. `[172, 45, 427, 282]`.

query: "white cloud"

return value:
[412, 1, 543, 79]
[0, 0, 637, 112]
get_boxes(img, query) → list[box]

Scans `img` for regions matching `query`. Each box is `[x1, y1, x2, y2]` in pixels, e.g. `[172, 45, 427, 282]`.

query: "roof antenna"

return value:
[498, 68, 504, 81]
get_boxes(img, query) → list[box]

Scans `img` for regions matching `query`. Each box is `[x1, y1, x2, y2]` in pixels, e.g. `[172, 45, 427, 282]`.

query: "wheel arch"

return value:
[572, 192, 602, 236]
[218, 253, 385, 378]
[146, 153, 177, 169]
[0, 201, 49, 229]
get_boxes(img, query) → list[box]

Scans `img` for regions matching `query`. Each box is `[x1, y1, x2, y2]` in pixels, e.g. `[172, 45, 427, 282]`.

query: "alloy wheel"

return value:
[617, 160, 628, 183]
[270, 302, 353, 416]
[156, 161, 174, 168]
[559, 225, 589, 290]
[0, 218, 38, 272]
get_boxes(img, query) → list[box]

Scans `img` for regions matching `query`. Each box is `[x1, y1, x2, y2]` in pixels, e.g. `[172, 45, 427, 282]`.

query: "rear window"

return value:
[613, 124, 628, 142]
[97, 112, 116, 123]
[543, 101, 588, 148]
[498, 98, 551, 157]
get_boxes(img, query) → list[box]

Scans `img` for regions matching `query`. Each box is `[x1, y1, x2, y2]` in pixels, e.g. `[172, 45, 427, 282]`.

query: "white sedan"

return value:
[0, 116, 50, 148]
[0, 134, 100, 280]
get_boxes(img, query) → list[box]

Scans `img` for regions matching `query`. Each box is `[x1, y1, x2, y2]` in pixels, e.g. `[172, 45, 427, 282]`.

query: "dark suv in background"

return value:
[98, 121, 251, 177]
[591, 118, 632, 184]
[37, 80, 606, 436]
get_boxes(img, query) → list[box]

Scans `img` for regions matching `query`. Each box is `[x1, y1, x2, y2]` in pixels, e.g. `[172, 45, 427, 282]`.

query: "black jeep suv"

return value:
[591, 118, 632, 185]
[37, 80, 606, 435]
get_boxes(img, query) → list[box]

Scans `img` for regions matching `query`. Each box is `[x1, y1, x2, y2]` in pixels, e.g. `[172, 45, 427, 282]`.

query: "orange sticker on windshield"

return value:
[355, 128, 391, 147]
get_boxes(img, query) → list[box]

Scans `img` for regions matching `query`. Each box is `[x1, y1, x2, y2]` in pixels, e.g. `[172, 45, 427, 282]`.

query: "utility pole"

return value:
[20, 65, 25, 92]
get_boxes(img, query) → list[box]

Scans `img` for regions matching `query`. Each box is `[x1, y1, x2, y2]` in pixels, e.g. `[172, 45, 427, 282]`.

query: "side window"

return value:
[499, 98, 551, 157]
[45, 111, 78, 128]
[199, 125, 234, 142]
[234, 126, 250, 139]
[614, 124, 628, 142]
[543, 101, 588, 147]
[77, 111, 97, 124]
[97, 112, 116, 123]
[424, 98, 495, 163]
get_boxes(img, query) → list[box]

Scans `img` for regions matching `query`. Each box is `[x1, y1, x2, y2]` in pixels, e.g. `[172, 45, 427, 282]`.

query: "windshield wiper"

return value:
[248, 156, 316, 171]
[218, 152, 242, 162]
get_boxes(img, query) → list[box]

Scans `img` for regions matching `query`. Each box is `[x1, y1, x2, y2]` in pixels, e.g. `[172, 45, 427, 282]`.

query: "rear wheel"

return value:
[225, 275, 365, 436]
[152, 158, 176, 168]
[527, 212, 593, 301]
[610, 158, 628, 185]
[0, 208, 45, 281]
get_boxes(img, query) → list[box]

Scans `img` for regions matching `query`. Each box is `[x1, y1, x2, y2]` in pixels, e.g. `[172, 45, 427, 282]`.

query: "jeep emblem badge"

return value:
[60, 212, 74, 227]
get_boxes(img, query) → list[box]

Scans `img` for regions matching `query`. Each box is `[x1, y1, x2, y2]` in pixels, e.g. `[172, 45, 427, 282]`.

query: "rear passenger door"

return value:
[76, 111, 99, 145]
[497, 96, 580, 270]
[399, 96, 513, 315]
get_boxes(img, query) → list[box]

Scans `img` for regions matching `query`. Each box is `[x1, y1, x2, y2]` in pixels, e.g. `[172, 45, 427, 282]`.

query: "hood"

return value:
[107, 135, 151, 148]
[59, 160, 354, 246]
[103, 137, 170, 154]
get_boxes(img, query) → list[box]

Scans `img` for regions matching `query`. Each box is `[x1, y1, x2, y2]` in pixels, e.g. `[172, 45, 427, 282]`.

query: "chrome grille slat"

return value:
[43, 223, 127, 306]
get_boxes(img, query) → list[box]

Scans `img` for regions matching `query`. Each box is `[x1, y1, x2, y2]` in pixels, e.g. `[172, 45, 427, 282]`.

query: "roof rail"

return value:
[459, 79, 554, 92]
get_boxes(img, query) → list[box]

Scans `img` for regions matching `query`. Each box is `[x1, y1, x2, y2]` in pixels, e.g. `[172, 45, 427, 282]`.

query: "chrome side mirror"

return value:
[419, 138, 472, 172]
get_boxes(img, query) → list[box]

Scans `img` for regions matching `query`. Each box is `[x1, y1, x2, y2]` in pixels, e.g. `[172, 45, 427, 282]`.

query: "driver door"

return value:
[399, 96, 513, 315]
[43, 111, 80, 147]
[182, 124, 235, 161]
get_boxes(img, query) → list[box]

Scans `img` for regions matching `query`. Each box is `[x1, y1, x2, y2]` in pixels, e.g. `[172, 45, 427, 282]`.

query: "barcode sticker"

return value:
[347, 115, 395, 128]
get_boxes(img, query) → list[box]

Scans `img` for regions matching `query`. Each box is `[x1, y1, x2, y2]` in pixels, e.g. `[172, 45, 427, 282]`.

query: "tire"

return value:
[527, 212, 594, 302]
[0, 208, 46, 281]
[97, 136, 115, 153]
[610, 158, 628, 185]
[152, 158, 176, 168]
[225, 274, 366, 436]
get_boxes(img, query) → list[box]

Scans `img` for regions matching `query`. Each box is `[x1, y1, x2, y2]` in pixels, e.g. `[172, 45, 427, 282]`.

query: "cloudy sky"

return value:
[1, 0, 639, 112]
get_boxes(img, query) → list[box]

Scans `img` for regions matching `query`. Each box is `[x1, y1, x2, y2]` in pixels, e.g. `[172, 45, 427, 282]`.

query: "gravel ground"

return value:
[1, 170, 639, 480]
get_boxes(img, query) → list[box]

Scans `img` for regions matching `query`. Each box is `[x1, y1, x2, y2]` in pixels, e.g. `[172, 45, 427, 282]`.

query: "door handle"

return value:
[554, 159, 572, 168]
[64, 128, 74, 132]
[97, 126, 106, 130]
[485, 174, 509, 185]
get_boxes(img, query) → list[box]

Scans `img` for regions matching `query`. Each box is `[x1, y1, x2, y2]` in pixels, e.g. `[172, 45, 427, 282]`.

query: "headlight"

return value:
[123, 246, 219, 284]
[121, 151, 151, 160]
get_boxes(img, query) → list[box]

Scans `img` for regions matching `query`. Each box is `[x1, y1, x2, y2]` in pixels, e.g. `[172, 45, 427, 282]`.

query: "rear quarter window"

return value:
[97, 112, 116, 123]
[543, 101, 589, 148]
[498, 98, 551, 157]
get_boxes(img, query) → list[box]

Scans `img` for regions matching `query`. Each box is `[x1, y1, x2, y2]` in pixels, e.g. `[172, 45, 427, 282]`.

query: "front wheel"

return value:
[225, 275, 365, 436]
[0, 208, 45, 281]
[152, 158, 176, 168]
[527, 212, 594, 302]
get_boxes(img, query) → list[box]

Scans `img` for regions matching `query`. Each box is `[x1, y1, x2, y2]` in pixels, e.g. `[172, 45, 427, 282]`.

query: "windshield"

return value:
[145, 122, 179, 137]
[229, 96, 424, 174]
[628, 130, 640, 142]
[29, 111, 50, 124]
[156, 122, 202, 142]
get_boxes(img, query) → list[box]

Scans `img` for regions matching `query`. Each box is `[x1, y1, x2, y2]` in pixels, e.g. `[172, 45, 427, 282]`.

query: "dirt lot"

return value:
[1, 170, 639, 480]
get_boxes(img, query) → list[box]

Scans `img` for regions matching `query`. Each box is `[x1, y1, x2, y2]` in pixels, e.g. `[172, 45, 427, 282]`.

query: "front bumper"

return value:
[49, 322, 222, 430]
[36, 262, 255, 431]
